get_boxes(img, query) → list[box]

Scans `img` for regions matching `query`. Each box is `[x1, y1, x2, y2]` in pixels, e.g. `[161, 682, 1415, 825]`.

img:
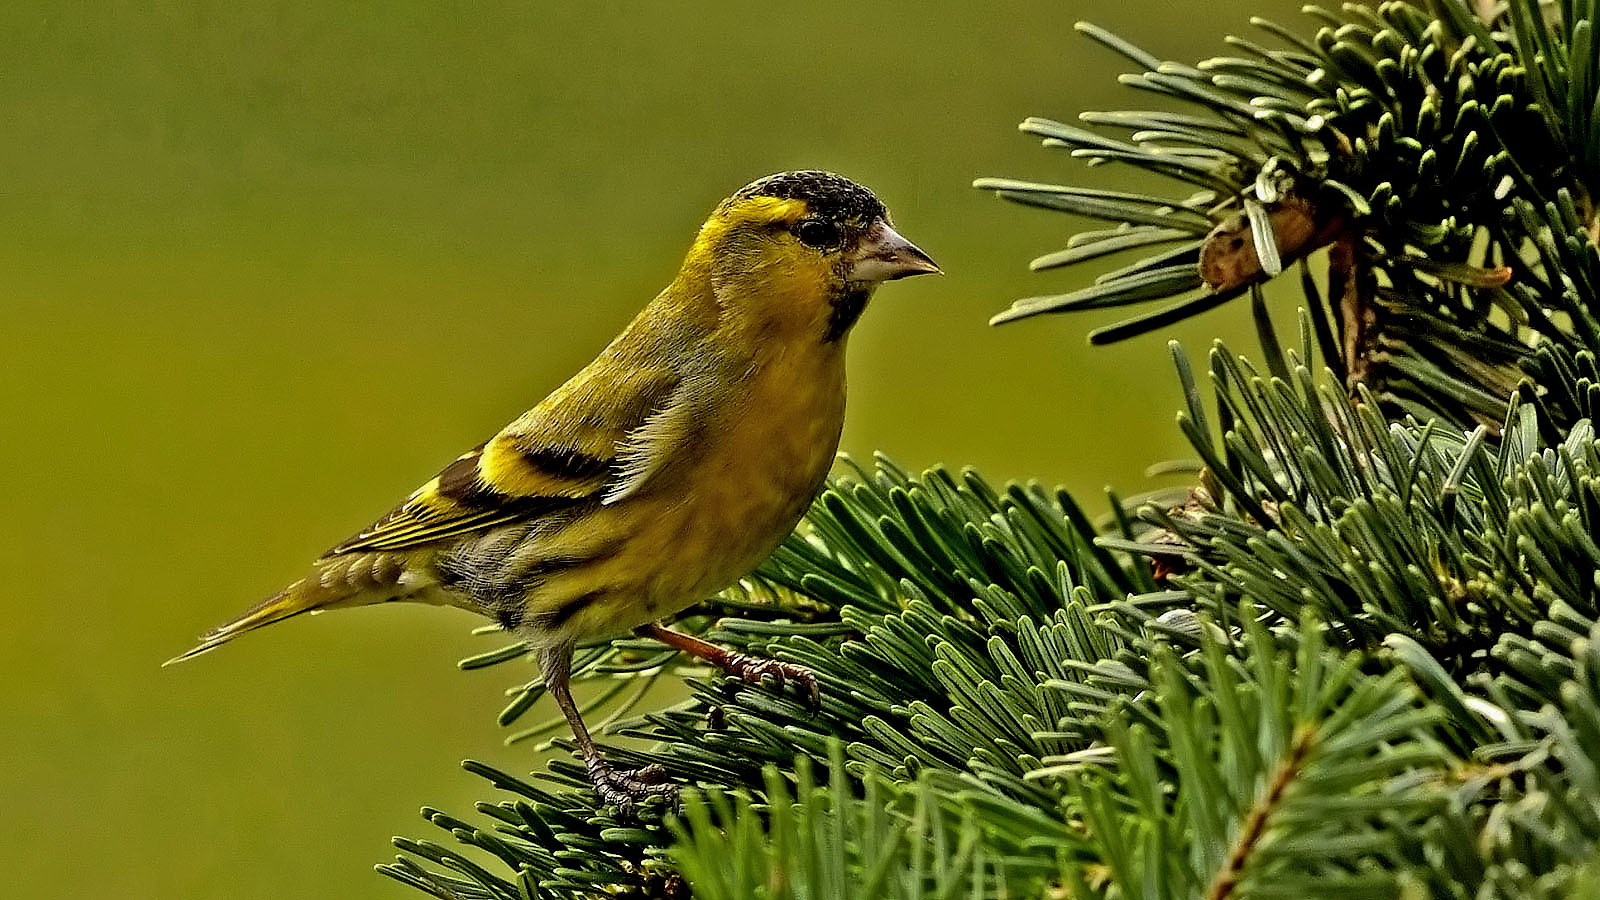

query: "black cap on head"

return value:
[729, 171, 887, 224]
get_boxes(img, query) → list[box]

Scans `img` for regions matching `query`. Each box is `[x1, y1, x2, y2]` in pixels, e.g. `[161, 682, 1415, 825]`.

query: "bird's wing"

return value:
[602, 381, 706, 505]
[328, 364, 683, 555]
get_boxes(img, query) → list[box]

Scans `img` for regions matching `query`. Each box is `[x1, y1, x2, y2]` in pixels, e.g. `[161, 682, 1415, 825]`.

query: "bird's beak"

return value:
[846, 220, 941, 284]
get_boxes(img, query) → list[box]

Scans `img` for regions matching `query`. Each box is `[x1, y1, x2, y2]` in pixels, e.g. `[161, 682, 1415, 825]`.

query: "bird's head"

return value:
[682, 171, 939, 343]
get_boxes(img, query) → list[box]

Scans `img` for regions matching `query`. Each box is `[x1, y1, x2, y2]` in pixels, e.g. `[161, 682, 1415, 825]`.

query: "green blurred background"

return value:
[4, 1, 1304, 896]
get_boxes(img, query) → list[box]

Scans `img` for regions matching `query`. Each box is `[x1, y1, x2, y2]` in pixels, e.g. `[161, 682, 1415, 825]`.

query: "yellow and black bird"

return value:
[168, 170, 939, 808]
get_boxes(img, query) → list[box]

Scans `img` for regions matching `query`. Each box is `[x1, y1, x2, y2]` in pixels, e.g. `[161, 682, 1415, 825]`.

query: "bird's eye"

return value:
[794, 218, 840, 249]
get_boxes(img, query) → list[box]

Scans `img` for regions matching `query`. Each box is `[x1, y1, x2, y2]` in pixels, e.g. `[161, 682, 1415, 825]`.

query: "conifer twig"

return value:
[1204, 723, 1316, 900]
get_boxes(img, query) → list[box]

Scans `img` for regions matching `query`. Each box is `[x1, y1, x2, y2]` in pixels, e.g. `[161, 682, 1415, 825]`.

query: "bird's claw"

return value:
[585, 758, 679, 816]
[726, 654, 822, 713]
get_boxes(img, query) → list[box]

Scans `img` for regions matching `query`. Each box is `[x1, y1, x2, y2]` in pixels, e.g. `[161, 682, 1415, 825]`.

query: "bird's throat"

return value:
[823, 287, 871, 343]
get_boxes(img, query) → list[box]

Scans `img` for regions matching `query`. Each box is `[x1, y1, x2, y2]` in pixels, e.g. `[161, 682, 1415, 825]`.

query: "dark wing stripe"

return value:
[523, 447, 613, 482]
[435, 450, 485, 498]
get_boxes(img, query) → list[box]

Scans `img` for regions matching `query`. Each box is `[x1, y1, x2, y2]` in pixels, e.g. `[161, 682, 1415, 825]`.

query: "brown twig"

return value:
[1328, 232, 1379, 393]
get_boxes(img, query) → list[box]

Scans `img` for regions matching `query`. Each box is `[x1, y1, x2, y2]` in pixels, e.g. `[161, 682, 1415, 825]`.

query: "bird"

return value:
[167, 170, 939, 810]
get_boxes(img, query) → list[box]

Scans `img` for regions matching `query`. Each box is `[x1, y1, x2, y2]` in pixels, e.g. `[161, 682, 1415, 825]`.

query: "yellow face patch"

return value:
[691, 196, 810, 255]
[728, 196, 809, 223]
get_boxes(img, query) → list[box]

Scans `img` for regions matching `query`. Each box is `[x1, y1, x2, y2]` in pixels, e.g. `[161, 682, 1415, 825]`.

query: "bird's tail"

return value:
[163, 577, 367, 666]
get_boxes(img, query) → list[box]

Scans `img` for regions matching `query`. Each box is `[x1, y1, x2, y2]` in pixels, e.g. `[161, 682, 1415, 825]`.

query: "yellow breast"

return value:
[530, 340, 848, 642]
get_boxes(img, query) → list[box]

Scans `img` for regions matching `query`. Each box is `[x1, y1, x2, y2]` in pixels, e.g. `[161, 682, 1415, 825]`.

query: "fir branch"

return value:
[386, 372, 1600, 900]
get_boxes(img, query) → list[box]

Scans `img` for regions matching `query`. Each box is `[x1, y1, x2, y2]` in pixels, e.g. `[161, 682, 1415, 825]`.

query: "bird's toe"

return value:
[586, 758, 680, 816]
[732, 657, 822, 714]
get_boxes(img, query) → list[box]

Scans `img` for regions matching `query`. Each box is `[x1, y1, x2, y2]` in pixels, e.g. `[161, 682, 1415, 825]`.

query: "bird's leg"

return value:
[537, 643, 676, 814]
[636, 622, 821, 711]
